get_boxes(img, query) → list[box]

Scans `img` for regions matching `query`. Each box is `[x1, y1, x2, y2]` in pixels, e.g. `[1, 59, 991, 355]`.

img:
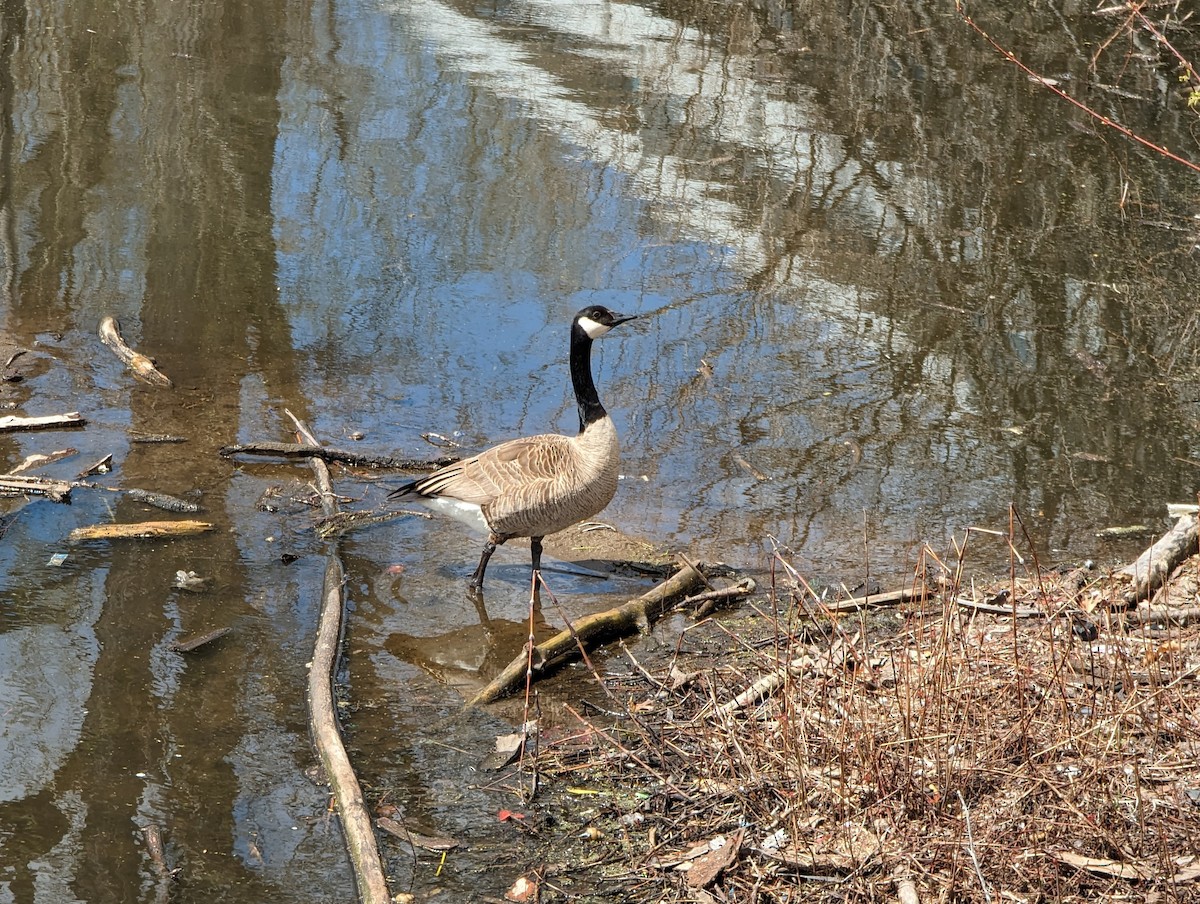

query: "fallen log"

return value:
[0, 412, 86, 432]
[468, 560, 719, 706]
[286, 410, 390, 904]
[1128, 605, 1200, 627]
[69, 520, 213, 542]
[99, 316, 172, 387]
[219, 441, 457, 472]
[1117, 514, 1199, 604]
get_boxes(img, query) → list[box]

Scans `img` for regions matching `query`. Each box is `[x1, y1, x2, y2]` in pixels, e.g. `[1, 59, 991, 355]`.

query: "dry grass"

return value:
[529, 539, 1200, 903]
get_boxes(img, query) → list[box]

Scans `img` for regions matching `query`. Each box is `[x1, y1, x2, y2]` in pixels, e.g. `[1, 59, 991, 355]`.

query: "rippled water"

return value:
[1, 0, 1198, 899]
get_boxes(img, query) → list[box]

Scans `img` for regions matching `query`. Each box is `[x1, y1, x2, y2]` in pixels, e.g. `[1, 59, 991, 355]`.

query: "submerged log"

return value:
[99, 316, 172, 387]
[169, 627, 231, 653]
[469, 560, 720, 706]
[1118, 514, 1199, 604]
[219, 441, 457, 472]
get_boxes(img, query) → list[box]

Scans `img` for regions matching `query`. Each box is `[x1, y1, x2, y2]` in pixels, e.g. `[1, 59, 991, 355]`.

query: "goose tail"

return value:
[387, 479, 420, 500]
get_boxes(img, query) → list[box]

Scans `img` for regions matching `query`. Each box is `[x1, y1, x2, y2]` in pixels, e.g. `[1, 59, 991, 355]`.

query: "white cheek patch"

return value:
[578, 316, 611, 339]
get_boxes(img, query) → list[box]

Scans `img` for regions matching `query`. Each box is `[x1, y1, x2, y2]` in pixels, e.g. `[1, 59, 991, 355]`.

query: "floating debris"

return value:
[12, 448, 77, 474]
[172, 570, 209, 592]
[76, 454, 113, 478]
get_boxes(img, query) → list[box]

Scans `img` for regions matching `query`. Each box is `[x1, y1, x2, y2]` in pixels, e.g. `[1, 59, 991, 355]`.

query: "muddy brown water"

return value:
[2, 0, 1198, 900]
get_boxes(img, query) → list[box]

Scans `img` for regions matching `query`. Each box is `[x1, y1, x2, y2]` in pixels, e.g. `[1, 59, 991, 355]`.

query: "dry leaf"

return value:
[505, 874, 537, 903]
[1052, 851, 1153, 881]
[686, 830, 743, 889]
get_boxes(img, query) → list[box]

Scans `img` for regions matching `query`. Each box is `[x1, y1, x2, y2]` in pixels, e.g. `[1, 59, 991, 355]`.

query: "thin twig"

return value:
[956, 3, 1200, 174]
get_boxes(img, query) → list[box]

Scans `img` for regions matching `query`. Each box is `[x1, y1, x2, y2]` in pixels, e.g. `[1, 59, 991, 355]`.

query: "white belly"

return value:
[413, 495, 490, 535]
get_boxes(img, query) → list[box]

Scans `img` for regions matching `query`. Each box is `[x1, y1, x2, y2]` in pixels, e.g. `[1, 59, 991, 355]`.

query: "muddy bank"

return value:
[496, 520, 1200, 903]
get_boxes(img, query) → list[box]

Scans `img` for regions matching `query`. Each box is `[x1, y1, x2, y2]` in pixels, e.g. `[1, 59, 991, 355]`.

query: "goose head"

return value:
[574, 305, 638, 340]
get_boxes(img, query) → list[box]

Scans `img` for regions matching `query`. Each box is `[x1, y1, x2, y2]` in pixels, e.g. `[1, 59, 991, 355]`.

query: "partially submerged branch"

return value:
[99, 316, 172, 387]
[287, 410, 390, 904]
[469, 561, 741, 705]
[219, 441, 457, 472]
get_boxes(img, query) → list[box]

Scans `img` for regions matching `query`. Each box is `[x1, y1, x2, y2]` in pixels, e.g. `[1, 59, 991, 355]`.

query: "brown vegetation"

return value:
[524, 530, 1200, 903]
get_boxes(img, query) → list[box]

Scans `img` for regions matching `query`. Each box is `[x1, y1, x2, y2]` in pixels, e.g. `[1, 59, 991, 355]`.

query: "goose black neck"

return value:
[569, 324, 607, 432]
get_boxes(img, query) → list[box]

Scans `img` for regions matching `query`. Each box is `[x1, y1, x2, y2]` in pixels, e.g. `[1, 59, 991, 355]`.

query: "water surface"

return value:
[1, 0, 1198, 899]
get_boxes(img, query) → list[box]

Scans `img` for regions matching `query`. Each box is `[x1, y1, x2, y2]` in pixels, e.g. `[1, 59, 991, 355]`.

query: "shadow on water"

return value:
[1, 0, 1198, 898]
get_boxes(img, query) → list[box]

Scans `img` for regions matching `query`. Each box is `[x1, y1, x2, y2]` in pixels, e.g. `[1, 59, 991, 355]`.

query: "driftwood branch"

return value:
[0, 412, 86, 432]
[469, 560, 716, 706]
[820, 585, 931, 613]
[286, 410, 390, 904]
[99, 316, 172, 387]
[1118, 514, 1199, 604]
[69, 520, 213, 542]
[11, 448, 78, 474]
[717, 659, 804, 715]
[690, 577, 758, 618]
[219, 441, 457, 472]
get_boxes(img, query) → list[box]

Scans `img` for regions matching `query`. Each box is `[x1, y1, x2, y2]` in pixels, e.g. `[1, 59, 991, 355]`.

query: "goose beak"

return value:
[610, 312, 638, 327]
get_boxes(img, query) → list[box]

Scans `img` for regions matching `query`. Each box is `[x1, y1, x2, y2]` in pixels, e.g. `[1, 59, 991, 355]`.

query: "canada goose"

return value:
[389, 305, 637, 590]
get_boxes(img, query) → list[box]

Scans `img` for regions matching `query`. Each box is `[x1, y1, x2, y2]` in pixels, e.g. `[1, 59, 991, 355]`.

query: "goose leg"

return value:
[530, 536, 545, 600]
[469, 534, 503, 590]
